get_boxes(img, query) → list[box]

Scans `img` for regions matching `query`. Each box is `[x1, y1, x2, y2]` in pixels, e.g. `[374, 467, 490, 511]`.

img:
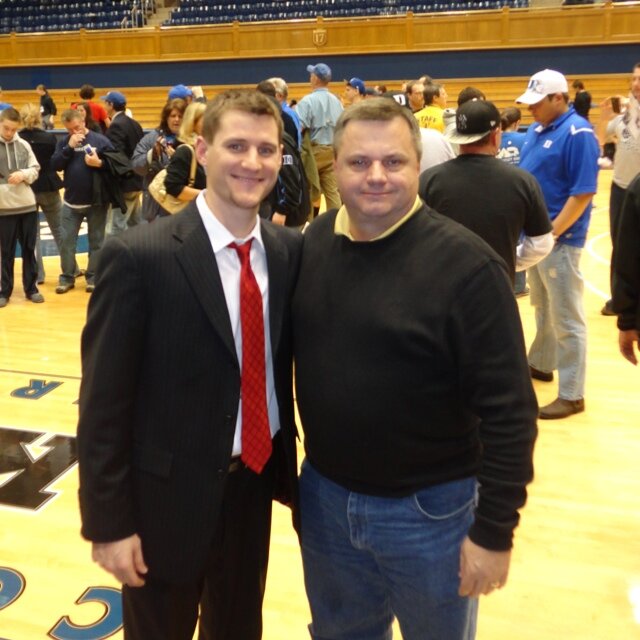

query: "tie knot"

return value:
[229, 239, 253, 264]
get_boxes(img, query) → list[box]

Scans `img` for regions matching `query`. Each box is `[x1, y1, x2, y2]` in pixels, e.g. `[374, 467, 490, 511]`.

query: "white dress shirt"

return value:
[196, 192, 281, 456]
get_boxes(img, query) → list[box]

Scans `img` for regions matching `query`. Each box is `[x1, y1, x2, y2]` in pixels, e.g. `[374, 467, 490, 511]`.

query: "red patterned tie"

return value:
[229, 239, 272, 473]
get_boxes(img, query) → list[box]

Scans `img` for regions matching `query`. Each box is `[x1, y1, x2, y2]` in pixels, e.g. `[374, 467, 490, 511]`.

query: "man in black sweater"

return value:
[292, 98, 538, 639]
[612, 174, 640, 365]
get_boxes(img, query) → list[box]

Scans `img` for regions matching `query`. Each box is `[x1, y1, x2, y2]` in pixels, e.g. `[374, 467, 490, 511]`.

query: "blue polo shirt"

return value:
[519, 107, 599, 248]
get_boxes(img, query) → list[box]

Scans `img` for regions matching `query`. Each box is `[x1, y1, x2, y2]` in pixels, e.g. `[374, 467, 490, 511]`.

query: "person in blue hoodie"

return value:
[0, 107, 42, 308]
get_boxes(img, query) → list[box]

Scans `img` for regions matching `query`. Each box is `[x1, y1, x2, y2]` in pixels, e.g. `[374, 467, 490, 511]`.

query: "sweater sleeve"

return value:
[164, 145, 195, 197]
[450, 259, 538, 550]
[613, 178, 640, 331]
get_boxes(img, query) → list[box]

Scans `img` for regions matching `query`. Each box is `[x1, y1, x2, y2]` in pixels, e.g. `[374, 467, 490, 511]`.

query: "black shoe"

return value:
[530, 366, 553, 382]
[55, 283, 75, 294]
[86, 284, 95, 293]
[601, 301, 616, 316]
[539, 397, 585, 419]
[515, 287, 530, 298]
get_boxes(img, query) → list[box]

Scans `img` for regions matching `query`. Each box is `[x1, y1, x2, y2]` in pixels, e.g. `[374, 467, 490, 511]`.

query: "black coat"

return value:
[106, 112, 144, 192]
[77, 205, 303, 584]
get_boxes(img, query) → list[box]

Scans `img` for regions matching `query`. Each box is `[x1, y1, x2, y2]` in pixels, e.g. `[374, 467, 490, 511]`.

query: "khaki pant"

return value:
[311, 144, 342, 212]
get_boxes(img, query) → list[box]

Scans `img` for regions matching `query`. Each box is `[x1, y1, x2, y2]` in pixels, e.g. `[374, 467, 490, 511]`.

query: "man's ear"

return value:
[195, 135, 208, 167]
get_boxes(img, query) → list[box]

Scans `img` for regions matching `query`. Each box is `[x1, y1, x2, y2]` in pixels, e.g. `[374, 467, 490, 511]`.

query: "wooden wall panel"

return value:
[0, 5, 638, 69]
[158, 27, 235, 58]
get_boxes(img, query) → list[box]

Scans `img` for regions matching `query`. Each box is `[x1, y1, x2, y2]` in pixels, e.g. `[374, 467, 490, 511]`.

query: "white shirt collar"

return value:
[195, 191, 265, 254]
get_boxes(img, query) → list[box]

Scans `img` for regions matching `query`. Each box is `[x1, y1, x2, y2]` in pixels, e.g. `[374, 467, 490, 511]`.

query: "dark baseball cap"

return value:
[445, 99, 501, 144]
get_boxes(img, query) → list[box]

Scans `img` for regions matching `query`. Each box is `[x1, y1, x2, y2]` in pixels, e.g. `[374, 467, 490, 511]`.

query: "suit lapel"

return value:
[173, 206, 237, 363]
[261, 221, 288, 356]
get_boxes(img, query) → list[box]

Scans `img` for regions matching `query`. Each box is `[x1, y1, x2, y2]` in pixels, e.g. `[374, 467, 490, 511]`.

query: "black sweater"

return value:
[292, 205, 538, 550]
[613, 174, 640, 331]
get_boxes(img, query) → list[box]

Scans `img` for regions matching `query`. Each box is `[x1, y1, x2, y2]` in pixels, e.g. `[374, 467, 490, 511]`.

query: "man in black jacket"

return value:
[77, 90, 302, 640]
[292, 98, 538, 640]
[612, 174, 640, 365]
[101, 91, 144, 236]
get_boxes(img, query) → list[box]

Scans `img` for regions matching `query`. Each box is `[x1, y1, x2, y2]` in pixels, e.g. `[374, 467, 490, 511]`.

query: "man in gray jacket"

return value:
[0, 107, 42, 307]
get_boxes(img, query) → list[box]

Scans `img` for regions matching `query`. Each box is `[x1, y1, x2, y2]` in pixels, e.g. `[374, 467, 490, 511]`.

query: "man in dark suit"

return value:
[101, 90, 144, 235]
[77, 89, 303, 639]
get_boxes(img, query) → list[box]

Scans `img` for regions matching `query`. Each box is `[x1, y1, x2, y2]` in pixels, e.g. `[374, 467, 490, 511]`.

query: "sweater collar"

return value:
[334, 195, 423, 241]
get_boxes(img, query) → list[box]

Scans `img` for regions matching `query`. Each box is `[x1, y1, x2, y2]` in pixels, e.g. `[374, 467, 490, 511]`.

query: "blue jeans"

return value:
[106, 190, 143, 236]
[527, 242, 587, 400]
[59, 203, 108, 286]
[35, 190, 65, 282]
[300, 460, 478, 640]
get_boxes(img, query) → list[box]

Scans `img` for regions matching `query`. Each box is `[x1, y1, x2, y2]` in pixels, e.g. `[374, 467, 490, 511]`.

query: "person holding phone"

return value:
[131, 98, 188, 221]
[51, 108, 114, 294]
[597, 62, 640, 316]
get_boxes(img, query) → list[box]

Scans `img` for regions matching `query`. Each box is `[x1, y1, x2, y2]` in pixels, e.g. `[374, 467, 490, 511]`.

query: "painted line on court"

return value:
[0, 368, 80, 380]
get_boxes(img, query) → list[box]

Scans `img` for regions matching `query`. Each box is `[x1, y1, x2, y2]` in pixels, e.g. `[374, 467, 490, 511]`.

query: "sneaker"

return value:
[55, 283, 75, 294]
[86, 284, 95, 293]
[0, 297, 7, 308]
[28, 292, 45, 303]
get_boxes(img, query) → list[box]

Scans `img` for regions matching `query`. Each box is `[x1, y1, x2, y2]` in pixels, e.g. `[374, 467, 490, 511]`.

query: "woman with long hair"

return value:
[131, 97, 188, 220]
[75, 101, 101, 133]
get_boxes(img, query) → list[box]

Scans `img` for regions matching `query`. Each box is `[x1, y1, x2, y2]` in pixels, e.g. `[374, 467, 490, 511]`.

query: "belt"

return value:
[228, 456, 245, 473]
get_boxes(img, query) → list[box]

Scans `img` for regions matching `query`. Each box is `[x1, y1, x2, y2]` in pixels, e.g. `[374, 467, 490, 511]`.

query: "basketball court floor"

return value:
[0, 171, 639, 639]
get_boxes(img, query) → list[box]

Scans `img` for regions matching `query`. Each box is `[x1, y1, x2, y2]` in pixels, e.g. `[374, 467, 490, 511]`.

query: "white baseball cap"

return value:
[516, 69, 569, 105]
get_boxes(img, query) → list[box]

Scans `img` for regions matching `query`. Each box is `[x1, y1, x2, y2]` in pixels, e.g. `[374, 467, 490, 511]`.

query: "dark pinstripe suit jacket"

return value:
[77, 203, 303, 584]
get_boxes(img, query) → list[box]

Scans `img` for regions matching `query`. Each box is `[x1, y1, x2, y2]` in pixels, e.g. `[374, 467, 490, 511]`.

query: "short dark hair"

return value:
[457, 86, 486, 106]
[422, 84, 442, 106]
[500, 106, 521, 131]
[79, 84, 95, 100]
[201, 89, 283, 144]
[572, 79, 585, 91]
[256, 81, 276, 97]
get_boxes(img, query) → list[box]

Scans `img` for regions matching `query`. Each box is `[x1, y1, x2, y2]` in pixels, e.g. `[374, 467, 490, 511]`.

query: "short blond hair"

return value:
[20, 103, 42, 129]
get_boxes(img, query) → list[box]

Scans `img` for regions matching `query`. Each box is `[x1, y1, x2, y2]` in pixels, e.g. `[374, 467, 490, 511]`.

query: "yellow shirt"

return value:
[414, 105, 444, 132]
[334, 195, 423, 241]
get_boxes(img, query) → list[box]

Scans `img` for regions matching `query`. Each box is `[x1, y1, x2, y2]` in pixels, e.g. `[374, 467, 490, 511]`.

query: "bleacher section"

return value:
[165, 0, 529, 26]
[0, 0, 153, 34]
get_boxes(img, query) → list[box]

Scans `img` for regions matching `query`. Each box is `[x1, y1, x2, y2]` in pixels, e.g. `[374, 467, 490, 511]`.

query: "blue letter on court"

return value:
[11, 379, 63, 400]
[49, 587, 123, 640]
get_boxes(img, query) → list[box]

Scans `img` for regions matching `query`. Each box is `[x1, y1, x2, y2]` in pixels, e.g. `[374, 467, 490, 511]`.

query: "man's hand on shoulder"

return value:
[92, 534, 148, 587]
[458, 536, 511, 598]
